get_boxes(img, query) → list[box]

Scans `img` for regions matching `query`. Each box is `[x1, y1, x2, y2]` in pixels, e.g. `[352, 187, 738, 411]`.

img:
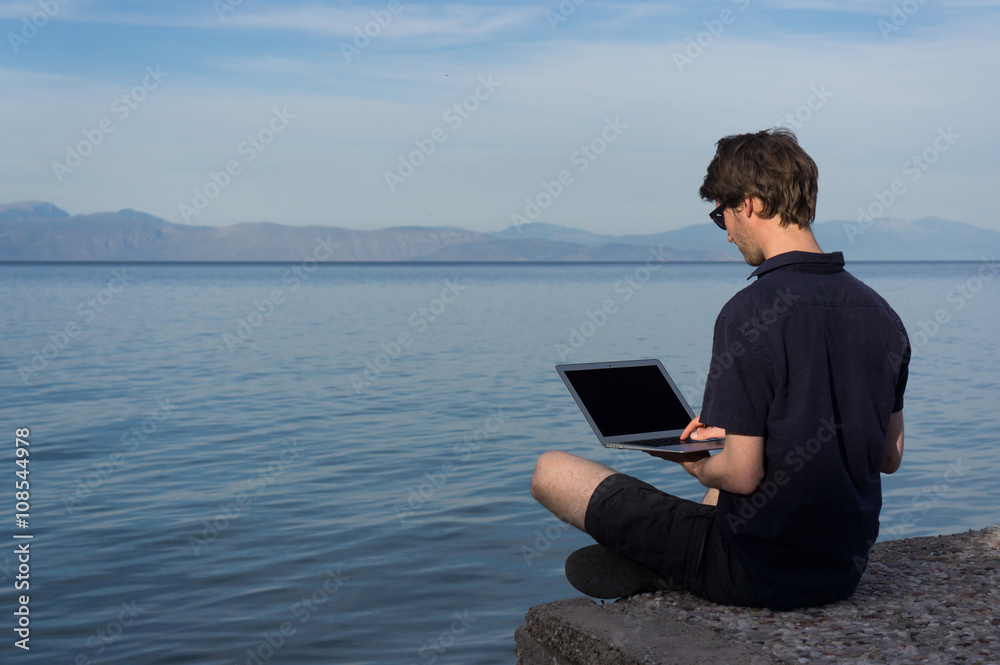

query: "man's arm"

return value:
[648, 428, 765, 495]
[882, 410, 904, 474]
[684, 433, 765, 494]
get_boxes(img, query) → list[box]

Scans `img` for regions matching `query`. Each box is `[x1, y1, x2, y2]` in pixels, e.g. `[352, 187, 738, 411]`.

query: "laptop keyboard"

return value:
[639, 436, 685, 447]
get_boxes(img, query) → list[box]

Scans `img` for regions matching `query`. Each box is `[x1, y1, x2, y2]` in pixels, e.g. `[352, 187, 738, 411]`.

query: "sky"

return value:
[1, 0, 998, 235]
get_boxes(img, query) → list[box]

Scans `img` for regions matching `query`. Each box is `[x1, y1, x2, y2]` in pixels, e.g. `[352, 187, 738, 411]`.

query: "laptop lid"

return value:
[556, 359, 722, 452]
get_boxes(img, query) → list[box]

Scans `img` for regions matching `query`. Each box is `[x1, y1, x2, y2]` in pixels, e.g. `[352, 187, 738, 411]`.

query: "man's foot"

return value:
[564, 545, 679, 599]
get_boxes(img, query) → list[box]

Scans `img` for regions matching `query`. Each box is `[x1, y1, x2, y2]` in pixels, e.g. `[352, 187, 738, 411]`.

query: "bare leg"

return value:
[700, 487, 719, 506]
[530, 450, 618, 531]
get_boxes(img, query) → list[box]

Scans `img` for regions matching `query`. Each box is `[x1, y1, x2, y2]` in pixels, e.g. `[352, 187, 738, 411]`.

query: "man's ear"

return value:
[746, 196, 767, 220]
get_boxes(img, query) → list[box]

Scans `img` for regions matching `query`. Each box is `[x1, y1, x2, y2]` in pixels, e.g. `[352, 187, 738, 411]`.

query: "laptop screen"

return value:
[561, 364, 692, 437]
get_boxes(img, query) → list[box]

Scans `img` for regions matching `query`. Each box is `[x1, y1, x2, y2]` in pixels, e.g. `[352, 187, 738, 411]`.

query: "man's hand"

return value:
[646, 415, 720, 472]
[681, 416, 725, 441]
[646, 415, 722, 468]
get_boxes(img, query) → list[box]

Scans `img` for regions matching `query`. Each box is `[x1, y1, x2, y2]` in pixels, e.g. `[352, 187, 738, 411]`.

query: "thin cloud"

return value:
[2, 0, 997, 232]
[758, 0, 1000, 11]
[11, 2, 543, 38]
[223, 4, 541, 38]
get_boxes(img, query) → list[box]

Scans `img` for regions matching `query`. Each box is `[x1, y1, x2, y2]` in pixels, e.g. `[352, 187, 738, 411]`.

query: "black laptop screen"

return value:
[563, 365, 691, 437]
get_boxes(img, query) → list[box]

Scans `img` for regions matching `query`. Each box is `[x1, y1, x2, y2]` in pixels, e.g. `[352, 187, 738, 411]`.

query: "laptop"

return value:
[556, 359, 724, 453]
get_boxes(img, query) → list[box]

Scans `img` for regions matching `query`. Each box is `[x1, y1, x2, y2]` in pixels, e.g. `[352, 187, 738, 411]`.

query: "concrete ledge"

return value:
[514, 597, 781, 665]
[515, 525, 1000, 665]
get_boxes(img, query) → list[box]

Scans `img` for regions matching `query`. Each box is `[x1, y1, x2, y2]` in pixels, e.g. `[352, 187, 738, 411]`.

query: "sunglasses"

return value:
[709, 203, 726, 230]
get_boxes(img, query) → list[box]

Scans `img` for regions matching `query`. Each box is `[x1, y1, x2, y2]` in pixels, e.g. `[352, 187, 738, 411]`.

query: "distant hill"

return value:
[0, 202, 488, 262]
[1, 201, 997, 262]
[813, 217, 1000, 261]
[0, 201, 70, 222]
[495, 218, 1000, 262]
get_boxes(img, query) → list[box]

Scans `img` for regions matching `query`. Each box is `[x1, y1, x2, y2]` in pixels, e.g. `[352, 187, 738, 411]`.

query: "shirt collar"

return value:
[747, 251, 845, 280]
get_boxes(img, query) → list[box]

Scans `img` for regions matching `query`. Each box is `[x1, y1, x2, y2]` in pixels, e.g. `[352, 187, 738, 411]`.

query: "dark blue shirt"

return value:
[702, 251, 910, 610]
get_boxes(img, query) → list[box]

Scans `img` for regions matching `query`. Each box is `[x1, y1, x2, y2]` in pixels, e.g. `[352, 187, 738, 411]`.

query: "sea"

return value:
[1, 260, 998, 664]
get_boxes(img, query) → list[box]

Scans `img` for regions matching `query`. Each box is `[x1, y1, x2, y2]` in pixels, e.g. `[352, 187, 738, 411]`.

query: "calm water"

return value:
[1, 260, 998, 664]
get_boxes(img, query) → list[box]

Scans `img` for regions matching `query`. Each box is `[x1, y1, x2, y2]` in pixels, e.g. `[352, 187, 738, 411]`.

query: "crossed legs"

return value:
[531, 451, 718, 533]
[529, 450, 618, 531]
[530, 450, 757, 605]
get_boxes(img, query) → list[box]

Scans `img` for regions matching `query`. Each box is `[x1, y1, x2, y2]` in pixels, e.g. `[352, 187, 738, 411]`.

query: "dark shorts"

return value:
[584, 473, 759, 607]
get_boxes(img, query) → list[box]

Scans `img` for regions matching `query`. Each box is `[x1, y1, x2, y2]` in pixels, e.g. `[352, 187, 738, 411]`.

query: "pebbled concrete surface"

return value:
[515, 526, 1000, 665]
[515, 597, 780, 665]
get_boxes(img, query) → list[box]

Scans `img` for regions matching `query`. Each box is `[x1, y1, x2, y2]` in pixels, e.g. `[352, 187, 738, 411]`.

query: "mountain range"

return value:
[1, 201, 998, 262]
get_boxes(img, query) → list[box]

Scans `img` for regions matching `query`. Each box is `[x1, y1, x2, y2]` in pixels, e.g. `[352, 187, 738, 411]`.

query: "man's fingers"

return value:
[681, 416, 704, 440]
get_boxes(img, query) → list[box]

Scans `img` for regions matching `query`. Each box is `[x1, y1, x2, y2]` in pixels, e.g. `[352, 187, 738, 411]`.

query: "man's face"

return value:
[721, 203, 765, 267]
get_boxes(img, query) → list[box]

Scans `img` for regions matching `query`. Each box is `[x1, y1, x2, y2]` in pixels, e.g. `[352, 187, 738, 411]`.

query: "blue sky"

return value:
[1, 0, 998, 234]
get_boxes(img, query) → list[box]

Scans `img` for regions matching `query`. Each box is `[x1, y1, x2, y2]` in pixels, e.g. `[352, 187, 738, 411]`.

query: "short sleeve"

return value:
[700, 313, 774, 437]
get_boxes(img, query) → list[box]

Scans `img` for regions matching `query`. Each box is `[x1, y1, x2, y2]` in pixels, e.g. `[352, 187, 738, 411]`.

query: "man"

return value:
[530, 128, 910, 610]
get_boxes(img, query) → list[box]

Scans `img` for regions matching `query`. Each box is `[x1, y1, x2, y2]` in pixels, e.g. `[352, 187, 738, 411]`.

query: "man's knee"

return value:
[530, 450, 567, 500]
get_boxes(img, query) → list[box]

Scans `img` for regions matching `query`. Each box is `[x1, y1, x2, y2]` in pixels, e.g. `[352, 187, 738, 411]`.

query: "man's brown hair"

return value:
[699, 128, 818, 228]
